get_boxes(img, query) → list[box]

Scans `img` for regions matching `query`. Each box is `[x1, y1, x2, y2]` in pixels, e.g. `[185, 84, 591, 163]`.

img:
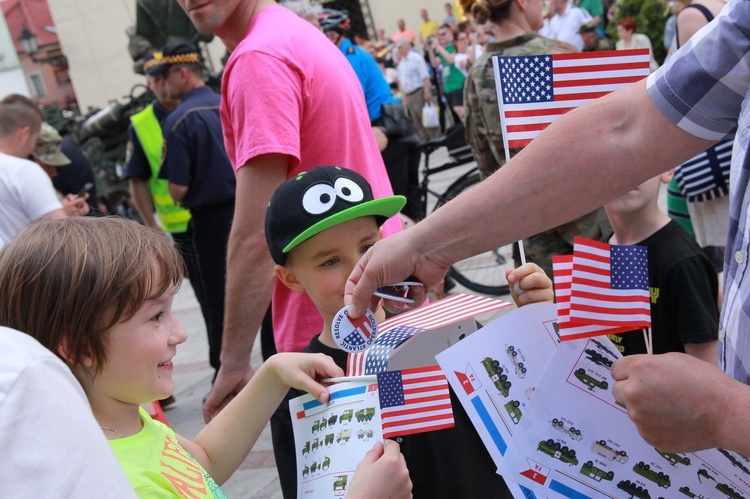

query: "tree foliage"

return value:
[606, 0, 669, 63]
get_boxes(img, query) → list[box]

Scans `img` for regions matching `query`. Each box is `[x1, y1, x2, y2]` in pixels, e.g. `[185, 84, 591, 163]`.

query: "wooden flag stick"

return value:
[648, 327, 653, 355]
[642, 329, 651, 355]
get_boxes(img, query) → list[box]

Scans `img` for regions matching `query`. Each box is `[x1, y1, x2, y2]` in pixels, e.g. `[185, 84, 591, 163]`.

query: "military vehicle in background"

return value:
[44, 0, 220, 217]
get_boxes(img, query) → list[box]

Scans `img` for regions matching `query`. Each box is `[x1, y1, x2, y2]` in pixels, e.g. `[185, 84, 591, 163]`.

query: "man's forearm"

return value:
[221, 228, 276, 369]
[129, 179, 158, 228]
[410, 80, 716, 267]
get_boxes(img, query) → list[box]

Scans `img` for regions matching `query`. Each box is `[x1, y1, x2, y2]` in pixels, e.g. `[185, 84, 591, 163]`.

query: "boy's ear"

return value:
[274, 264, 306, 293]
[660, 168, 675, 184]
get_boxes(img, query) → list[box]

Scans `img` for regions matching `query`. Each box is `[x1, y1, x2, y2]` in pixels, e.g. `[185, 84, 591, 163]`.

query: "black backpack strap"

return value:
[675, 4, 715, 48]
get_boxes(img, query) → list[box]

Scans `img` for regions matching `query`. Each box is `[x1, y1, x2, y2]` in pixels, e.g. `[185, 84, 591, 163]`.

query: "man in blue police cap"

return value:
[150, 42, 236, 377]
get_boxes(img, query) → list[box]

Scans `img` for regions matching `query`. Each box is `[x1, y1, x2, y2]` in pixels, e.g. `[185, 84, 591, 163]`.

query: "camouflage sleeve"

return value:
[464, 60, 503, 177]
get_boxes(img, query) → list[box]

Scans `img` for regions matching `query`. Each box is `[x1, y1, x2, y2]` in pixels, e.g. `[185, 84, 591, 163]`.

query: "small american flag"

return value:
[552, 255, 632, 341]
[378, 365, 454, 438]
[347, 294, 512, 376]
[493, 49, 650, 153]
[569, 237, 651, 329]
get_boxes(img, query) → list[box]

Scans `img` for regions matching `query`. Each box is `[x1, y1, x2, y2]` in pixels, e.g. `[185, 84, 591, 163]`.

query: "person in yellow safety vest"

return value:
[124, 50, 212, 407]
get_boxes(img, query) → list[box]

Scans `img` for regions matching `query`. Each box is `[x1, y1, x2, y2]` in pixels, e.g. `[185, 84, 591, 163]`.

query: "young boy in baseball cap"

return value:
[265, 165, 552, 498]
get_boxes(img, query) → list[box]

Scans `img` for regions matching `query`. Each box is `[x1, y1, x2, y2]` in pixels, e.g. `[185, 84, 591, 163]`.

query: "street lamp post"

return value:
[17, 26, 67, 68]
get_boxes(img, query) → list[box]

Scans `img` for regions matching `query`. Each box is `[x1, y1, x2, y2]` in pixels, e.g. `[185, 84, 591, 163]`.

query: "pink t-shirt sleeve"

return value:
[222, 51, 304, 172]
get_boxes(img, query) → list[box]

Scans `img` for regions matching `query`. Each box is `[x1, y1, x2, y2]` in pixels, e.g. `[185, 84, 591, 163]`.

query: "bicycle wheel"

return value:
[433, 172, 512, 296]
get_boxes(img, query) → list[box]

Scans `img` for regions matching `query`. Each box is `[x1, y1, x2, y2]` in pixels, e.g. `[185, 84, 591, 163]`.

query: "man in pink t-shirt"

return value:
[176, 0, 400, 422]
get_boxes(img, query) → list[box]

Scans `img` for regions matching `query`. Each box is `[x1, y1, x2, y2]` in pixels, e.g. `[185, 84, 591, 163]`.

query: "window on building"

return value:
[28, 72, 47, 97]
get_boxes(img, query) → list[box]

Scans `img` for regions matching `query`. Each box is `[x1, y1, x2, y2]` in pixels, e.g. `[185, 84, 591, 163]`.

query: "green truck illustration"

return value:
[328, 414, 338, 426]
[657, 450, 691, 467]
[355, 407, 375, 422]
[312, 419, 320, 433]
[591, 439, 628, 463]
[319, 417, 327, 431]
[581, 461, 614, 482]
[718, 449, 750, 475]
[716, 482, 746, 499]
[550, 417, 583, 441]
[574, 368, 609, 391]
[333, 475, 348, 491]
[698, 468, 716, 484]
[302, 441, 310, 455]
[322, 456, 331, 470]
[537, 439, 578, 466]
[617, 479, 651, 499]
[340, 409, 354, 423]
[303, 465, 309, 477]
[679, 486, 697, 498]
[481, 357, 512, 397]
[633, 461, 671, 489]
[324, 433, 334, 446]
[310, 461, 319, 473]
[504, 400, 522, 424]
[311, 437, 320, 452]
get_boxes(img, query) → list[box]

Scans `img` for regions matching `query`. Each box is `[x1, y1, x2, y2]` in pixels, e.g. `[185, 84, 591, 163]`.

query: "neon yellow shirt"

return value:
[109, 408, 226, 498]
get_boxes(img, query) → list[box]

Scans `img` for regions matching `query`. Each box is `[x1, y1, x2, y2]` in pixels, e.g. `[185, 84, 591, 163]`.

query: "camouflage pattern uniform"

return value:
[464, 32, 611, 278]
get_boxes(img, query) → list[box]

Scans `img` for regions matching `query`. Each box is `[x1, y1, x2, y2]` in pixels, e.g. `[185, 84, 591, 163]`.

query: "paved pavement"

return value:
[165, 147, 514, 497]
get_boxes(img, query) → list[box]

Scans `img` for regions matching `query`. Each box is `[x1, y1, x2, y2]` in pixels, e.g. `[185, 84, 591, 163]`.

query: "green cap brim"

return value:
[283, 195, 406, 255]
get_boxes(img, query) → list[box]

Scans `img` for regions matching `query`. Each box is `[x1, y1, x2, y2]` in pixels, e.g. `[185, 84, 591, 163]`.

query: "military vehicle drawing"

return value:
[355, 407, 375, 422]
[328, 414, 338, 427]
[322, 456, 331, 470]
[718, 449, 750, 475]
[585, 348, 614, 369]
[311, 437, 320, 452]
[319, 417, 327, 432]
[506, 346, 527, 378]
[581, 461, 615, 482]
[537, 439, 578, 466]
[310, 461, 319, 473]
[504, 400, 522, 424]
[657, 450, 691, 467]
[591, 439, 629, 463]
[312, 419, 320, 433]
[334, 475, 348, 491]
[336, 429, 352, 443]
[617, 479, 651, 499]
[302, 441, 310, 455]
[697, 468, 716, 483]
[481, 357, 512, 397]
[303, 465, 309, 477]
[679, 486, 697, 498]
[550, 417, 583, 441]
[634, 461, 671, 489]
[324, 433, 334, 446]
[591, 338, 619, 359]
[357, 429, 374, 439]
[340, 409, 354, 423]
[716, 482, 746, 499]
[574, 368, 609, 391]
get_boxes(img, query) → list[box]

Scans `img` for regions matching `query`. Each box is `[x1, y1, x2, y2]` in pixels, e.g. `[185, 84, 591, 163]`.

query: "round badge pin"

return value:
[331, 305, 378, 353]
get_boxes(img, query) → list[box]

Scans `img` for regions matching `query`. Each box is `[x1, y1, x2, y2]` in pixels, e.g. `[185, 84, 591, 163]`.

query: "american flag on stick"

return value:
[552, 255, 633, 341]
[569, 237, 651, 330]
[493, 49, 651, 154]
[378, 365, 454, 438]
[347, 294, 512, 376]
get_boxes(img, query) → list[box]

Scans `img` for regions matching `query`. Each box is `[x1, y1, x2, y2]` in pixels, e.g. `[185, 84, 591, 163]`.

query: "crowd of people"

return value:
[0, 0, 747, 496]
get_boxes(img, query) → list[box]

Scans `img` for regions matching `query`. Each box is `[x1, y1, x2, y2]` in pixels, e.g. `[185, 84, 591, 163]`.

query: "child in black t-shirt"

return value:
[603, 169, 719, 361]
[264, 166, 553, 498]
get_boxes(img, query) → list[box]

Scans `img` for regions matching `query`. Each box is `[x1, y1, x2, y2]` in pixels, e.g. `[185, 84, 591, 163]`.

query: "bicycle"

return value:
[412, 124, 514, 296]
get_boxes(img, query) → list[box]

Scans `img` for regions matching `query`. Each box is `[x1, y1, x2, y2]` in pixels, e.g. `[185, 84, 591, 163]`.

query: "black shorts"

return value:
[445, 88, 464, 108]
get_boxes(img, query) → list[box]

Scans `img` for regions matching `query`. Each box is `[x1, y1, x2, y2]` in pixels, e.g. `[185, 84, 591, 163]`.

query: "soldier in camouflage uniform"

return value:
[579, 21, 615, 52]
[464, 28, 610, 278]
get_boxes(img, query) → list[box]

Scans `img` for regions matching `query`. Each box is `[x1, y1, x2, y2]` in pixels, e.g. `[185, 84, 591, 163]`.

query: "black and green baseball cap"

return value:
[265, 166, 405, 265]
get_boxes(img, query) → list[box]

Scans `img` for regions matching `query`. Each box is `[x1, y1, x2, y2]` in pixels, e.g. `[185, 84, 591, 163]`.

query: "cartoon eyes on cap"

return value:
[334, 178, 364, 203]
[301, 178, 365, 215]
[302, 183, 337, 215]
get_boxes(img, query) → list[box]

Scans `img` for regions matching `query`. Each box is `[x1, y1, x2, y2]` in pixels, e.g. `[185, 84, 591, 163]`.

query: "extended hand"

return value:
[267, 353, 344, 404]
[62, 194, 90, 216]
[506, 263, 554, 307]
[612, 353, 746, 453]
[202, 363, 255, 423]
[348, 440, 412, 499]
